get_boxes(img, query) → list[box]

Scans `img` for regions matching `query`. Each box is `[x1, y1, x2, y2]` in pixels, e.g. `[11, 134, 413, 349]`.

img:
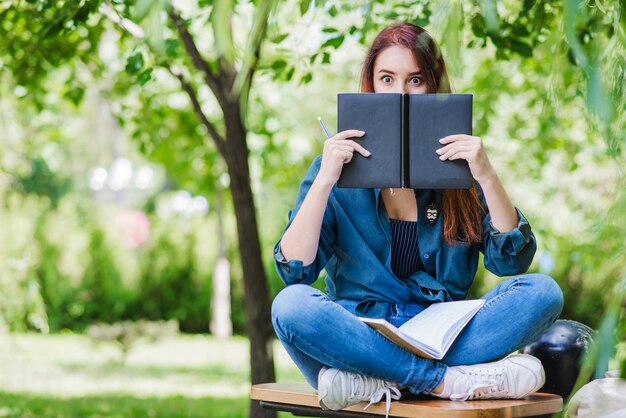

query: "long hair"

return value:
[359, 23, 484, 244]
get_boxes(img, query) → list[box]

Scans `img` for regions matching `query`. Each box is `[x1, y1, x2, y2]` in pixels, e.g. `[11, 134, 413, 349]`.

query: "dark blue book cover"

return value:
[337, 93, 473, 189]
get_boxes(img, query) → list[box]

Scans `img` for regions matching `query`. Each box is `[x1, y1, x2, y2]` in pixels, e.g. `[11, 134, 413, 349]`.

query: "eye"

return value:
[380, 75, 393, 83]
[409, 76, 423, 84]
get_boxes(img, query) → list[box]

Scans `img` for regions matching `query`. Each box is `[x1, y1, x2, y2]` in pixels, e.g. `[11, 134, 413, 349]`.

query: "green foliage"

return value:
[11, 157, 72, 209]
[134, 221, 211, 333]
[0, 193, 222, 334]
[75, 222, 130, 328]
[0, 194, 50, 332]
[0, 0, 105, 108]
[33, 213, 74, 330]
[0, 393, 248, 418]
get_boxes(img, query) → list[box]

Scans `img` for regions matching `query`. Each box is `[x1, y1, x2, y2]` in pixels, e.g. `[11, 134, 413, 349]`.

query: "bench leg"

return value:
[260, 401, 385, 417]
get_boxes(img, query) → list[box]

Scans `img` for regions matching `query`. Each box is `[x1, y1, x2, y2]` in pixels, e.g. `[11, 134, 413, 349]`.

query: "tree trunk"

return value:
[223, 101, 276, 418]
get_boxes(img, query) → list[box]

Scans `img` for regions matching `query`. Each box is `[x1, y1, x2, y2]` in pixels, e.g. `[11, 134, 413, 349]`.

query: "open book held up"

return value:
[337, 93, 473, 189]
[358, 299, 485, 360]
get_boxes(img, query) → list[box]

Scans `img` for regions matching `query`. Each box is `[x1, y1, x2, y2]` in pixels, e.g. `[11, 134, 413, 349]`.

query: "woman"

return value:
[271, 23, 563, 415]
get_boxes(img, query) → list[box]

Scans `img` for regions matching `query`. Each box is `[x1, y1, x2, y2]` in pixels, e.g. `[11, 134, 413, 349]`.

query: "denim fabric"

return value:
[274, 156, 537, 317]
[272, 274, 563, 395]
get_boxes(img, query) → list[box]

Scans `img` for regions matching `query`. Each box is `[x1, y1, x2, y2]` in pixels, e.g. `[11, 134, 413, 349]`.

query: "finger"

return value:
[439, 145, 476, 161]
[438, 134, 475, 145]
[343, 140, 371, 157]
[333, 129, 366, 141]
[446, 151, 472, 161]
[437, 143, 475, 158]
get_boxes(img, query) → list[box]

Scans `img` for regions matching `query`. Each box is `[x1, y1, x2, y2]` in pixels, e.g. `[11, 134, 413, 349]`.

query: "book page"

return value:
[398, 300, 485, 353]
[358, 317, 434, 359]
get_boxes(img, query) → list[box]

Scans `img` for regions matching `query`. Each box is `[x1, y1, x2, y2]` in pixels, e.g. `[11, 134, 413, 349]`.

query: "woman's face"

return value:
[372, 45, 428, 94]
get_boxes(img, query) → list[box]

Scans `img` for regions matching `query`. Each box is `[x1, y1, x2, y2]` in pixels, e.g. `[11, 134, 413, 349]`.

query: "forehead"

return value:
[373, 45, 421, 73]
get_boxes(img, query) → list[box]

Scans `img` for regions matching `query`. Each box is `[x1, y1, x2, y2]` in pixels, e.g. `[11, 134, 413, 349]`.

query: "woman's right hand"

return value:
[317, 129, 371, 185]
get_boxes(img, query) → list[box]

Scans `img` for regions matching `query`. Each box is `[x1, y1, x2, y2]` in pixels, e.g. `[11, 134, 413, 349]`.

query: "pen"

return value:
[317, 116, 332, 139]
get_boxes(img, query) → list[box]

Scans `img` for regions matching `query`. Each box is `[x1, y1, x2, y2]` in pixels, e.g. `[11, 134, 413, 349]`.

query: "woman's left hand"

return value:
[436, 134, 496, 184]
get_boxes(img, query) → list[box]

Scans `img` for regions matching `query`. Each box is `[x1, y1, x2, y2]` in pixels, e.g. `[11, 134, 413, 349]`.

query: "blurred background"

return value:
[0, 0, 624, 417]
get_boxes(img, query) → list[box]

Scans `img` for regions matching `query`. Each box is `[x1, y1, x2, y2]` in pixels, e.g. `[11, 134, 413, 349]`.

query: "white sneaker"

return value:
[433, 354, 545, 401]
[318, 367, 401, 418]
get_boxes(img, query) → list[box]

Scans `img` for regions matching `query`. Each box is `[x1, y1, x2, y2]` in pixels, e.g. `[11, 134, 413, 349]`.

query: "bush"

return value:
[133, 220, 211, 333]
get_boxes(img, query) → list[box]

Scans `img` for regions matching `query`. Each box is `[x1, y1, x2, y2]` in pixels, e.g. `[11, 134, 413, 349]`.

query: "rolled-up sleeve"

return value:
[474, 182, 537, 276]
[274, 157, 336, 285]
[481, 207, 537, 276]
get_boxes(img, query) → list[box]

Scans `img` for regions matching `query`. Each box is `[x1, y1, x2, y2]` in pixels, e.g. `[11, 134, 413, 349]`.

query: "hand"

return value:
[436, 134, 496, 184]
[317, 129, 371, 185]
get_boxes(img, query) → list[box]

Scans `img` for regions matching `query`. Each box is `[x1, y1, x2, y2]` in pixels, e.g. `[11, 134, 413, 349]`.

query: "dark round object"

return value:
[522, 319, 594, 398]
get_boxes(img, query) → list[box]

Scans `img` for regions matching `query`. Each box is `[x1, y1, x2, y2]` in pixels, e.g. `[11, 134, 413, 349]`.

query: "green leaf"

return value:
[322, 52, 330, 64]
[271, 33, 289, 44]
[300, 72, 312, 84]
[321, 34, 344, 49]
[300, 0, 311, 15]
[508, 38, 533, 57]
[285, 66, 295, 81]
[512, 24, 530, 37]
[309, 53, 318, 64]
[587, 65, 614, 125]
[135, 0, 153, 22]
[384, 11, 400, 19]
[328, 5, 337, 17]
[164, 39, 180, 57]
[125, 52, 144, 75]
[208, 60, 219, 74]
[65, 86, 85, 106]
[322, 27, 338, 33]
[271, 59, 287, 71]
[478, 0, 500, 33]
[138, 68, 153, 85]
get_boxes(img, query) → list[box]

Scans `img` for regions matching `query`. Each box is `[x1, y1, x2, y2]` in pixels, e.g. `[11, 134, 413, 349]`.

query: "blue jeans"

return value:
[271, 274, 563, 395]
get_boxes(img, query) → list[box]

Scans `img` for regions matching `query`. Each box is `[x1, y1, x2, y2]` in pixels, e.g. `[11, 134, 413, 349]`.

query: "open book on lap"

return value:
[358, 299, 486, 360]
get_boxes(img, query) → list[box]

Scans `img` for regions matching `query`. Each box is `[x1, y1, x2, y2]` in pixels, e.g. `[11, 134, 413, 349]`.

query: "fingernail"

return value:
[438, 138, 444, 143]
[365, 151, 371, 156]
[435, 148, 443, 154]
[439, 155, 445, 160]
[359, 130, 366, 135]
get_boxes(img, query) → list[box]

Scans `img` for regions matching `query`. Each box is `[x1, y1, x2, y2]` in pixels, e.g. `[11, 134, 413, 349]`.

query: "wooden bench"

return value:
[251, 382, 563, 418]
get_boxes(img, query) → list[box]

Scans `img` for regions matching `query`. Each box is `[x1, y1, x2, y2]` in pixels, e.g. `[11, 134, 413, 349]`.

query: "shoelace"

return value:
[450, 367, 508, 401]
[363, 385, 401, 418]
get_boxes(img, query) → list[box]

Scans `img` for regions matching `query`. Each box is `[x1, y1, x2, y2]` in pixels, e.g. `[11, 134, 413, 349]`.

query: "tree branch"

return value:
[99, 3, 145, 38]
[168, 8, 231, 109]
[169, 66, 228, 156]
[232, 0, 277, 117]
[99, 3, 227, 155]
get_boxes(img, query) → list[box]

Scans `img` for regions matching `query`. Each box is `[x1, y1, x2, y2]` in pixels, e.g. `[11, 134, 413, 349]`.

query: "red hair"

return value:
[360, 23, 484, 244]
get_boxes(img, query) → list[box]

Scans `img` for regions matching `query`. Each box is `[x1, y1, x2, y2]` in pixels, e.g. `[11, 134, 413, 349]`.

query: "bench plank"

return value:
[251, 382, 563, 418]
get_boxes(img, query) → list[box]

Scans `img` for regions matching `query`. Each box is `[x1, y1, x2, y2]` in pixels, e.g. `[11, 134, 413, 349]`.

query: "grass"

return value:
[0, 332, 306, 417]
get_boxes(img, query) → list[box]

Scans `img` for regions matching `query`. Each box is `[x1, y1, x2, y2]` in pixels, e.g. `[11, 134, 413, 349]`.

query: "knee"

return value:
[523, 274, 564, 319]
[271, 284, 320, 331]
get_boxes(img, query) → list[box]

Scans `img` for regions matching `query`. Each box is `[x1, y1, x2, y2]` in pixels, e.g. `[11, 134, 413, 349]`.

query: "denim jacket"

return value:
[274, 156, 536, 318]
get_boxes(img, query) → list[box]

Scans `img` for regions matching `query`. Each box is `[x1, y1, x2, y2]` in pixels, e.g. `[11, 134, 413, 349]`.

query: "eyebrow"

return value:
[378, 69, 422, 75]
